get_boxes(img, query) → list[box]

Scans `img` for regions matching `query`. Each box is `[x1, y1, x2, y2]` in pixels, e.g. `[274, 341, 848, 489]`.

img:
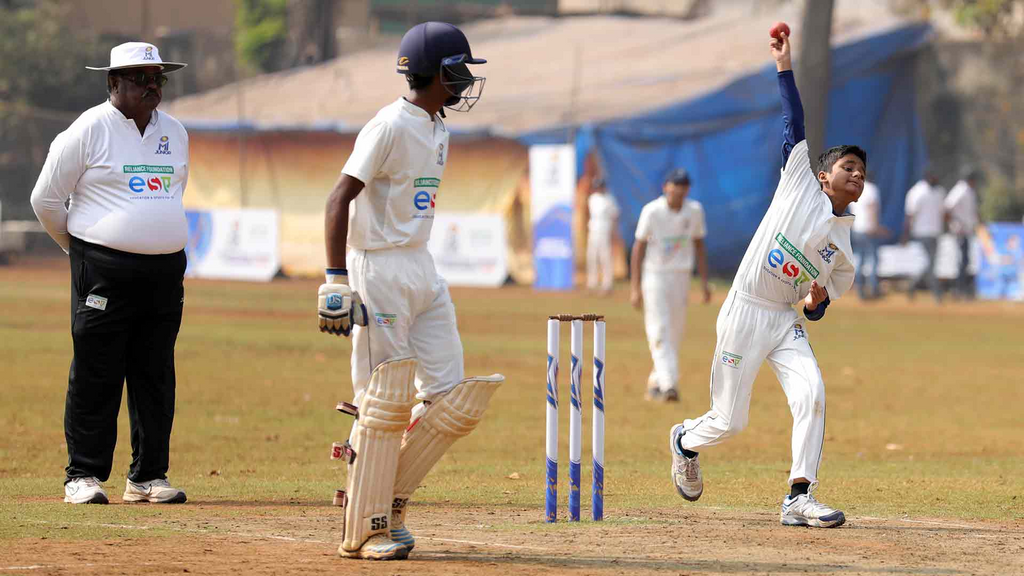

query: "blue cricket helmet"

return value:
[397, 22, 486, 113]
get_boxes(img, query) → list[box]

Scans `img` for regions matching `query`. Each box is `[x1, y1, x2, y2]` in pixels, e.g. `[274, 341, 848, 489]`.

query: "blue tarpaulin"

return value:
[521, 24, 933, 275]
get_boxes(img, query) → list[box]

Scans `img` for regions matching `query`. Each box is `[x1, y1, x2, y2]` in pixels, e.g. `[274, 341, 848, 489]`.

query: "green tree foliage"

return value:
[235, 0, 288, 74]
[948, 0, 1023, 37]
[0, 0, 108, 111]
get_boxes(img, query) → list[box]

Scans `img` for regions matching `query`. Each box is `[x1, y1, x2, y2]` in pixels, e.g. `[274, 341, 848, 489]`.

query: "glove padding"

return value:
[318, 282, 368, 337]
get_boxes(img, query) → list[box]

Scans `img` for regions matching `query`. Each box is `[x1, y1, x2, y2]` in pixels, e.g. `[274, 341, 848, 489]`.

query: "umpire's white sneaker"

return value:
[64, 477, 108, 504]
[669, 424, 703, 501]
[123, 478, 187, 503]
[780, 485, 845, 528]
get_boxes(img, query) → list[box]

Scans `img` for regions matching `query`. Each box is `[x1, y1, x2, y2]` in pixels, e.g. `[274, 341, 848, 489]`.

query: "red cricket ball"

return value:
[770, 22, 790, 40]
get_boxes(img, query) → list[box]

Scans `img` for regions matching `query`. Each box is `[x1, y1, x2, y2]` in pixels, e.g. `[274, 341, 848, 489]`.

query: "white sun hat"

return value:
[85, 42, 187, 73]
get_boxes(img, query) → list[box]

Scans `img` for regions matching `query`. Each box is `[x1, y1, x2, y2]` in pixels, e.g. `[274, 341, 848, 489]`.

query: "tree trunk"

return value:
[796, 0, 835, 163]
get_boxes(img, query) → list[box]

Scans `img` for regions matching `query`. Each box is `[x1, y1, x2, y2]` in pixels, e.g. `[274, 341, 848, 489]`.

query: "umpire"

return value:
[30, 42, 190, 504]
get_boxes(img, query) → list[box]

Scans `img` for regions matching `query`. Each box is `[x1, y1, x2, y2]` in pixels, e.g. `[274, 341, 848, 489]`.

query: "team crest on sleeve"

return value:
[436, 143, 445, 166]
[156, 135, 171, 155]
[817, 242, 838, 264]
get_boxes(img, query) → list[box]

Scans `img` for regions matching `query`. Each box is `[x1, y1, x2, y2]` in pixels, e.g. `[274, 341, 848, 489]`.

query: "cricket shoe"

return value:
[64, 477, 108, 504]
[780, 484, 846, 528]
[390, 498, 415, 553]
[669, 424, 703, 501]
[338, 534, 410, 561]
[123, 478, 187, 503]
[663, 389, 680, 403]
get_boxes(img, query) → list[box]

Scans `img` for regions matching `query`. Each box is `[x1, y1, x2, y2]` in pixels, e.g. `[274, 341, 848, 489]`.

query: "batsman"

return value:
[317, 22, 502, 560]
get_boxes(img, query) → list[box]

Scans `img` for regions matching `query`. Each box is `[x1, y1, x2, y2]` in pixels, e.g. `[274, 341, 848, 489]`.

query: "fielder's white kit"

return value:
[676, 141, 854, 485]
[586, 192, 620, 291]
[635, 196, 706, 393]
[334, 98, 502, 557]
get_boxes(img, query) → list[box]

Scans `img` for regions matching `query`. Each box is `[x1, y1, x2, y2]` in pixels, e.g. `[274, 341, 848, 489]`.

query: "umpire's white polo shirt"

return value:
[30, 101, 189, 254]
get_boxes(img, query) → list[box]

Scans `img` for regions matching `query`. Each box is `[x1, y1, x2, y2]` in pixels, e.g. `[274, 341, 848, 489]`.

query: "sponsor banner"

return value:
[529, 144, 575, 290]
[976, 223, 1024, 301]
[426, 213, 508, 287]
[185, 209, 280, 282]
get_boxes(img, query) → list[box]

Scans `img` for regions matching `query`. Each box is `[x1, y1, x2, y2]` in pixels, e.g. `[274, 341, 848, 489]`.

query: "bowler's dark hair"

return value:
[816, 145, 867, 177]
[406, 74, 434, 90]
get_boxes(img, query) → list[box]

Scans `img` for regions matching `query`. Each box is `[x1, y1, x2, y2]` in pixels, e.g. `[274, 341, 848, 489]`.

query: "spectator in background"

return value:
[902, 171, 946, 302]
[849, 180, 887, 299]
[586, 177, 620, 295]
[945, 167, 981, 300]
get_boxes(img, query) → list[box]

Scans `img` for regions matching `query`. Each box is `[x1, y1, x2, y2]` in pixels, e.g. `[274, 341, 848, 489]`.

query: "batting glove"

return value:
[318, 268, 368, 337]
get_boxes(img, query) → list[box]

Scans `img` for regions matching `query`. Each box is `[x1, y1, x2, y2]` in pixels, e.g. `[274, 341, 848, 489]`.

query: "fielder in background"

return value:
[848, 180, 887, 300]
[30, 42, 190, 506]
[902, 170, 946, 303]
[318, 21, 503, 561]
[945, 167, 981, 300]
[631, 169, 710, 402]
[669, 30, 859, 528]
[586, 177, 620, 295]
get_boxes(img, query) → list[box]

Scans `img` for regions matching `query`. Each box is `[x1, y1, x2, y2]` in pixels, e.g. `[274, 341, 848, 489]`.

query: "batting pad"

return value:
[393, 374, 505, 499]
[340, 356, 418, 554]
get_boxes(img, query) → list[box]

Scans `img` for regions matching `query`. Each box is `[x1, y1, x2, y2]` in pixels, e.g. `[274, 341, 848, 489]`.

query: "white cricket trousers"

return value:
[347, 245, 465, 405]
[642, 270, 691, 392]
[677, 289, 827, 485]
[586, 231, 614, 291]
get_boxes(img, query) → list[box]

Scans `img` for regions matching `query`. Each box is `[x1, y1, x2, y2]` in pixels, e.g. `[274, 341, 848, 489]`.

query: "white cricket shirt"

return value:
[850, 181, 880, 234]
[944, 180, 978, 237]
[30, 101, 189, 254]
[587, 192, 620, 237]
[732, 140, 855, 305]
[635, 196, 706, 273]
[904, 180, 946, 238]
[343, 98, 449, 250]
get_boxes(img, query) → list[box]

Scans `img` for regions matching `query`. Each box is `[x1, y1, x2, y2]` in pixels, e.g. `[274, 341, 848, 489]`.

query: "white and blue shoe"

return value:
[780, 484, 846, 528]
[337, 534, 409, 560]
[669, 424, 703, 502]
[389, 499, 415, 553]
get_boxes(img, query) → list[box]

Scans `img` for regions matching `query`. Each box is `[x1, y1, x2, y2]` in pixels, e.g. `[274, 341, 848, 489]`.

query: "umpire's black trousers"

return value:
[66, 236, 186, 484]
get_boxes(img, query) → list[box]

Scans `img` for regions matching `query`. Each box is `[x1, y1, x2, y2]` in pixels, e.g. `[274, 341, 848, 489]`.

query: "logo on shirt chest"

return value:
[155, 135, 171, 155]
[412, 177, 441, 218]
[436, 143, 445, 166]
[817, 242, 838, 264]
[764, 233, 820, 289]
[124, 164, 175, 197]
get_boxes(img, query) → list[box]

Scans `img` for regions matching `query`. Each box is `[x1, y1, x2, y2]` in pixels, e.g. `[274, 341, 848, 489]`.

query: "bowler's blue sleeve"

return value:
[803, 295, 830, 321]
[778, 70, 805, 167]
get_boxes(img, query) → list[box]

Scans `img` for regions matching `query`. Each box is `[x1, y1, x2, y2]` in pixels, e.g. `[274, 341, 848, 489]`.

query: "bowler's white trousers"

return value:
[642, 270, 691, 392]
[347, 245, 464, 404]
[677, 289, 826, 485]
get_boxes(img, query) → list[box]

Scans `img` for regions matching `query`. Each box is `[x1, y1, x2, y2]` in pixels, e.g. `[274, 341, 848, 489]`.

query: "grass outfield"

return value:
[1, 263, 1022, 549]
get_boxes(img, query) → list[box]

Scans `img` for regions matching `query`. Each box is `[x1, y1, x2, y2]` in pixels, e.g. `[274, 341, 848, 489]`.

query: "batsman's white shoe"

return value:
[64, 477, 108, 504]
[780, 485, 846, 528]
[669, 424, 703, 502]
[390, 499, 415, 552]
[337, 534, 410, 561]
[123, 478, 187, 503]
